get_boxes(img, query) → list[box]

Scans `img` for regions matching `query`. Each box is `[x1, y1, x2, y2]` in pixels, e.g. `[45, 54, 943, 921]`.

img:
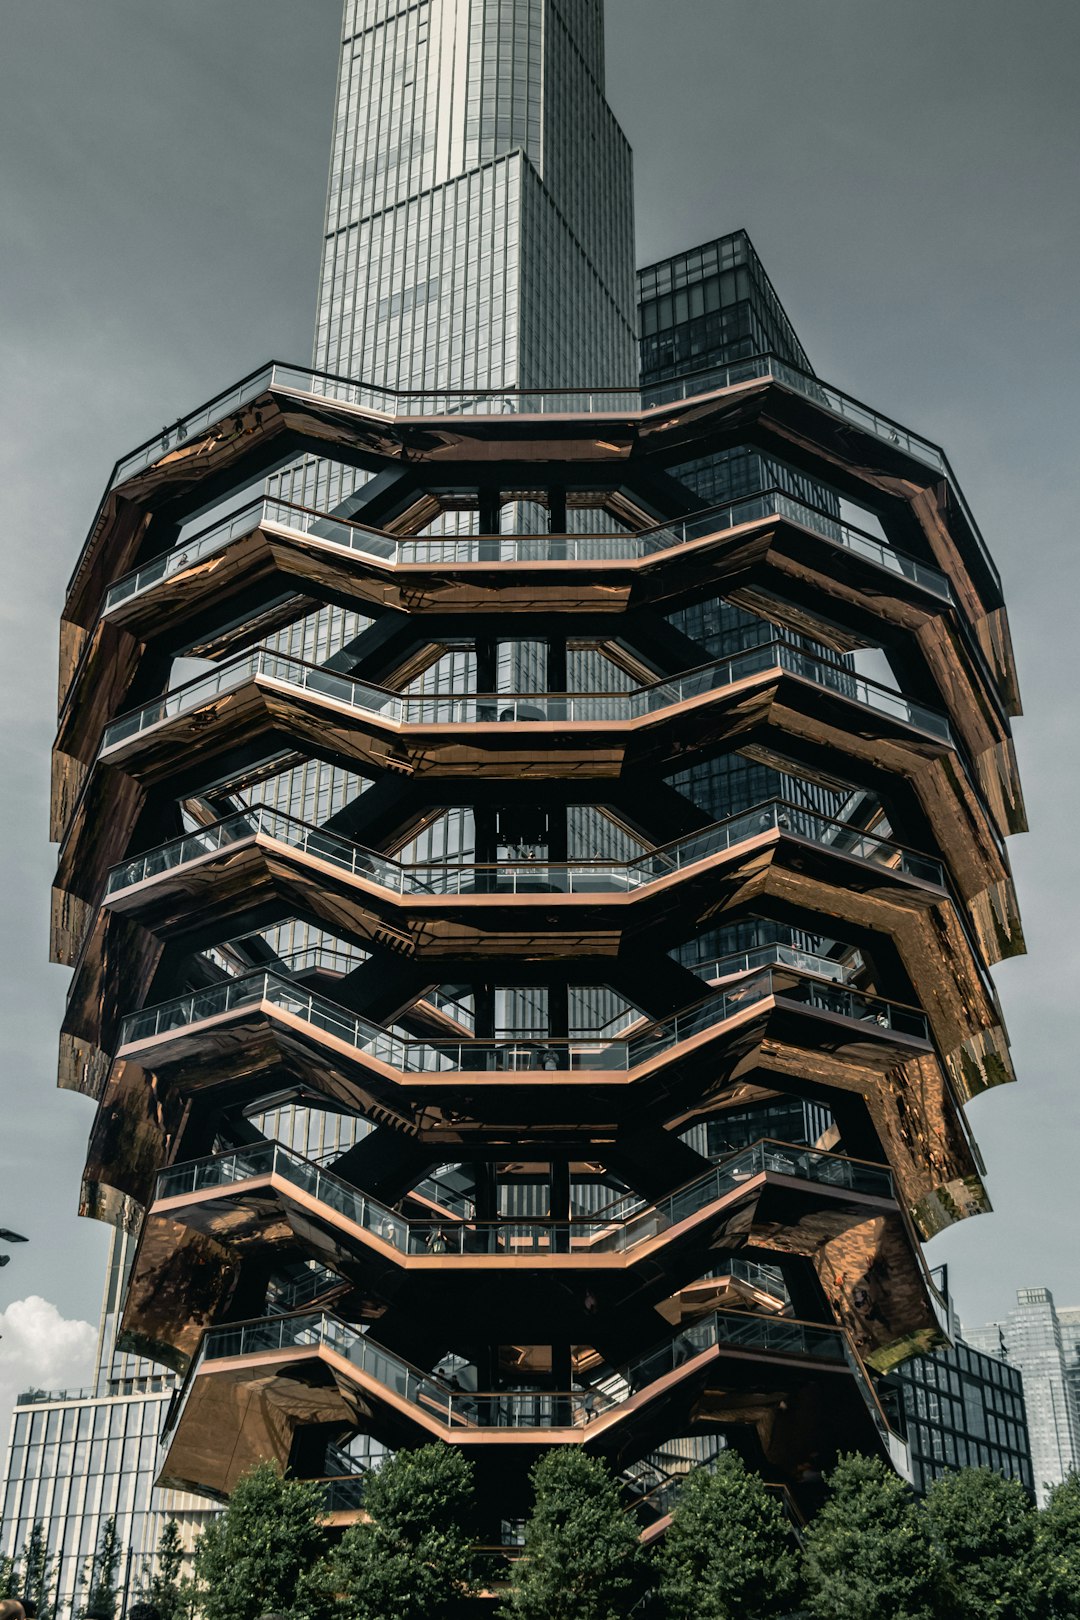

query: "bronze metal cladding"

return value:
[53, 363, 1024, 1521]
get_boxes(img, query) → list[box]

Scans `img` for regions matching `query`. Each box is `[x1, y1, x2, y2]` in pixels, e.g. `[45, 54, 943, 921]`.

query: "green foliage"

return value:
[925, 1467, 1039, 1620]
[20, 1520, 60, 1620]
[0, 1551, 16, 1601]
[83, 1515, 123, 1619]
[193, 1461, 327, 1620]
[500, 1449, 645, 1620]
[659, 1452, 801, 1619]
[140, 1518, 187, 1620]
[307, 1444, 476, 1620]
[801, 1453, 941, 1620]
[1031, 1473, 1080, 1619]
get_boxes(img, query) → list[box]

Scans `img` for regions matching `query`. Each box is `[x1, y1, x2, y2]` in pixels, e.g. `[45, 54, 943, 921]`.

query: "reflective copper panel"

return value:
[51, 365, 1024, 1514]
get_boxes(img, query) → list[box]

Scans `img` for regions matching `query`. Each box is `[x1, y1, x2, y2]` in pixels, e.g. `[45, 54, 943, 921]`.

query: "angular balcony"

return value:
[121, 1137, 938, 1377]
[55, 636, 1019, 975]
[65, 794, 1008, 1104]
[63, 356, 1013, 683]
[113, 960, 932, 1115]
[156, 1304, 904, 1509]
[97, 489, 952, 636]
[80, 959, 988, 1246]
[55, 486, 1013, 817]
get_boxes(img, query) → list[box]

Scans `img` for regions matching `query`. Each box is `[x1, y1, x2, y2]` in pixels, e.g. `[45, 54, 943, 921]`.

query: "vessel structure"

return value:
[51, 350, 1025, 1535]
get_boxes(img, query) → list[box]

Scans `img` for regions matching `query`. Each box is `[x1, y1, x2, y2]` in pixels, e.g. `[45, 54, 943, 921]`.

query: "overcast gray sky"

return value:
[1, 0, 1077, 1426]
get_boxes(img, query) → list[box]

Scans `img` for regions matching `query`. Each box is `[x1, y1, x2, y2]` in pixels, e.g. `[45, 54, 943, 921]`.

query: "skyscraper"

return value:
[969, 1289, 1079, 1504]
[316, 0, 635, 391]
[27, 0, 1028, 1587]
[287, 0, 637, 525]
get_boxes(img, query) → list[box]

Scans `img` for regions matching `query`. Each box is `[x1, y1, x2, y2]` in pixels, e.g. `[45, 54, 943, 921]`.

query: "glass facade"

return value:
[316, 0, 636, 392]
[969, 1288, 1079, 1504]
[638, 231, 850, 989]
[639, 231, 811, 384]
[0, 1212, 218, 1614]
[0, 1387, 212, 1617]
[885, 1272, 1033, 1496]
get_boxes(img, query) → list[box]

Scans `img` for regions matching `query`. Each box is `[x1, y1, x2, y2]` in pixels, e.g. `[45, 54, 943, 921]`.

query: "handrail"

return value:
[77, 350, 998, 604]
[99, 635, 952, 754]
[103, 794, 946, 901]
[166, 1305, 857, 1442]
[118, 960, 932, 1070]
[153, 1137, 896, 1258]
[99, 483, 952, 615]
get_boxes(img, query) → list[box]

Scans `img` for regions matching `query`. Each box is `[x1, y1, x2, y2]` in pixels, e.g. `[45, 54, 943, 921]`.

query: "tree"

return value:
[658, 1452, 801, 1619]
[83, 1515, 123, 1620]
[501, 1449, 645, 1620]
[193, 1461, 327, 1620]
[1031, 1473, 1080, 1619]
[20, 1520, 59, 1620]
[924, 1467, 1039, 1620]
[801, 1453, 941, 1620]
[0, 1550, 19, 1600]
[307, 1444, 476, 1620]
[140, 1518, 186, 1620]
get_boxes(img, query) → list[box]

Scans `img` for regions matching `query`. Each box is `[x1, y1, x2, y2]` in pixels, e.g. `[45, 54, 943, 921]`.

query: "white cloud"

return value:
[0, 1297, 97, 1448]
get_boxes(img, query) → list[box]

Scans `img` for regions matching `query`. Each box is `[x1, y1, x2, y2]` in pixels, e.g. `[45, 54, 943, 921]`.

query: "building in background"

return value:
[0, 1231, 213, 1616]
[638, 230, 853, 1013]
[885, 1270, 1033, 1496]
[969, 1288, 1079, 1503]
[286, 0, 636, 525]
[0, 1381, 211, 1618]
[1056, 1304, 1080, 1462]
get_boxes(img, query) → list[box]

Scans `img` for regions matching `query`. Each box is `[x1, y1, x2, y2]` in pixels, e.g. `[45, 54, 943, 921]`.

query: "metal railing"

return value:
[118, 962, 930, 1070]
[267, 1263, 343, 1312]
[153, 1137, 895, 1258]
[86, 349, 996, 615]
[100, 484, 951, 613]
[100, 635, 952, 755]
[319, 1475, 368, 1514]
[188, 1306, 851, 1434]
[103, 795, 945, 903]
[17, 1375, 173, 1406]
[106, 354, 948, 487]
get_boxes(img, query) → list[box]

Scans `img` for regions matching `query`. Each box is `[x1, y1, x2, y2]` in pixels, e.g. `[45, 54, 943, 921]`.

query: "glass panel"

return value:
[104, 795, 944, 899]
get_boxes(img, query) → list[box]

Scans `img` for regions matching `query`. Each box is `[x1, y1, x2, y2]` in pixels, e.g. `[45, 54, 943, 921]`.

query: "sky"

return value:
[0, 0, 1078, 1438]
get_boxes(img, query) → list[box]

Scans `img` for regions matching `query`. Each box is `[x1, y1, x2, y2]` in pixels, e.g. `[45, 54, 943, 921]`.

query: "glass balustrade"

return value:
[100, 637, 951, 755]
[103, 796, 945, 903]
[268, 1263, 342, 1312]
[153, 1137, 894, 1260]
[108, 357, 943, 485]
[101, 484, 950, 613]
[118, 961, 930, 1070]
[319, 1476, 368, 1514]
[102, 353, 995, 596]
[191, 1306, 850, 1434]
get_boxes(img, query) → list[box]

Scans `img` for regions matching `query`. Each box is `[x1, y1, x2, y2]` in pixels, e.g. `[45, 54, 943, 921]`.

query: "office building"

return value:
[969, 1289, 1079, 1504]
[36, 0, 1028, 1563]
[885, 1270, 1033, 1496]
[0, 1381, 211, 1619]
[0, 1230, 214, 1617]
[639, 231, 855, 994]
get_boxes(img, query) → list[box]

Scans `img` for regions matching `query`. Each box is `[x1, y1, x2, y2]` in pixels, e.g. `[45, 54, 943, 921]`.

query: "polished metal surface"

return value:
[52, 368, 1023, 1513]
